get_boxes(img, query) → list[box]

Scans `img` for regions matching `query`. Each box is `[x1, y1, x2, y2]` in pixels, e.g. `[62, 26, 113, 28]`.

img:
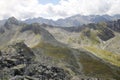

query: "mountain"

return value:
[0, 17, 120, 80]
[25, 17, 56, 26]
[44, 19, 120, 79]
[0, 17, 67, 50]
[0, 19, 6, 26]
[24, 14, 120, 27]
[45, 20, 120, 64]
[107, 19, 120, 33]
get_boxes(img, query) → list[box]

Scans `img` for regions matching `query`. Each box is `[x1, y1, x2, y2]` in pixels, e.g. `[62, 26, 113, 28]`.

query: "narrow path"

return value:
[72, 49, 84, 74]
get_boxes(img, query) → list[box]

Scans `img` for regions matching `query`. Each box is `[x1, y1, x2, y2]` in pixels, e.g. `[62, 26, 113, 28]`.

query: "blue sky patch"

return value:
[38, 0, 60, 5]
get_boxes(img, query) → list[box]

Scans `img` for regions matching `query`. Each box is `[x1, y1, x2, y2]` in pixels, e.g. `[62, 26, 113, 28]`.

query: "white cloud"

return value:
[0, 0, 120, 20]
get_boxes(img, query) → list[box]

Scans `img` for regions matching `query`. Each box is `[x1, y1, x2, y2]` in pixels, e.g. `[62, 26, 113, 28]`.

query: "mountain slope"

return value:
[44, 20, 120, 68]
[0, 17, 62, 48]
[0, 17, 120, 80]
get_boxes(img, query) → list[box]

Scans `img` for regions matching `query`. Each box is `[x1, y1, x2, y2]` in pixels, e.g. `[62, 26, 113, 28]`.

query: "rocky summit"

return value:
[0, 42, 70, 80]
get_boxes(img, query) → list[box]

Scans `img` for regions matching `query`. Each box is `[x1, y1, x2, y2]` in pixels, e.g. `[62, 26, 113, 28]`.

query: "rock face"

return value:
[4, 17, 21, 29]
[108, 19, 120, 33]
[0, 42, 70, 80]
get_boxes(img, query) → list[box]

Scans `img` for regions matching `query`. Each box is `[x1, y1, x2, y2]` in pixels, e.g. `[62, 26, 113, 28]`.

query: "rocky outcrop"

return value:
[107, 19, 120, 33]
[0, 42, 70, 80]
[97, 27, 115, 41]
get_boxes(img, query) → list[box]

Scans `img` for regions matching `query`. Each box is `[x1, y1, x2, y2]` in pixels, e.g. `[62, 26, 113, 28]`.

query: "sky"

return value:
[0, 0, 120, 20]
[39, 0, 60, 5]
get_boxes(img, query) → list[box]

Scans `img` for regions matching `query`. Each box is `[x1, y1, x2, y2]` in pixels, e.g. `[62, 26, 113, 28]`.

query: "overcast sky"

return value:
[0, 0, 120, 20]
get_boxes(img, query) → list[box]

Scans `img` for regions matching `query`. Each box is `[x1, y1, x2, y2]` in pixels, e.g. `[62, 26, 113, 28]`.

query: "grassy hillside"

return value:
[84, 46, 120, 67]
[78, 50, 120, 79]
[32, 41, 81, 75]
[32, 41, 120, 79]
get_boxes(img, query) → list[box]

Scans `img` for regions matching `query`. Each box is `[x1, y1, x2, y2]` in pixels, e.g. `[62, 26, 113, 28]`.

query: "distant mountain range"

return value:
[24, 14, 120, 27]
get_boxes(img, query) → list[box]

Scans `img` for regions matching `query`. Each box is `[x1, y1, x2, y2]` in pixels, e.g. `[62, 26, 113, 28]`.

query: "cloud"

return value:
[0, 0, 120, 20]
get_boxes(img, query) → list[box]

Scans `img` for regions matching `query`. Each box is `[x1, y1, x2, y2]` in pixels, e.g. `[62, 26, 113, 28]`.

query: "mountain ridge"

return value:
[0, 17, 120, 80]
[24, 14, 120, 27]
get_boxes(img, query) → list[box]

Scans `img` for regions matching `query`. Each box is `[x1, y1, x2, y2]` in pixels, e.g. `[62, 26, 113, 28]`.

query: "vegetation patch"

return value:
[84, 46, 120, 67]
[34, 42, 71, 59]
[78, 50, 120, 79]
[33, 42, 80, 74]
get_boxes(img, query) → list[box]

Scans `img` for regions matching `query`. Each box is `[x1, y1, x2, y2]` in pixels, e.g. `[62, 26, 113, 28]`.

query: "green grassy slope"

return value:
[78, 50, 120, 79]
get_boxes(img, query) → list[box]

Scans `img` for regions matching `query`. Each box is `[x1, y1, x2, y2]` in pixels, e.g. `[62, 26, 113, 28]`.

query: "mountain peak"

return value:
[8, 16, 17, 20]
[4, 17, 20, 28]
